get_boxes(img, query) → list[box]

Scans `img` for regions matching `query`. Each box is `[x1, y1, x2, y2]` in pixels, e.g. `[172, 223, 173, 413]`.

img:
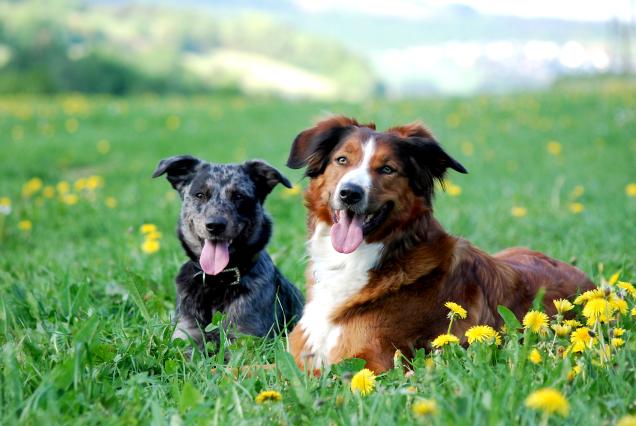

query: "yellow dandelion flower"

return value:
[613, 328, 625, 337]
[105, 197, 118, 208]
[42, 186, 55, 198]
[608, 272, 620, 286]
[465, 325, 501, 345]
[529, 348, 542, 364]
[56, 181, 70, 194]
[255, 390, 282, 404]
[617, 415, 636, 426]
[567, 365, 582, 382]
[142, 239, 160, 254]
[511, 206, 527, 218]
[425, 357, 435, 370]
[86, 175, 104, 190]
[582, 298, 612, 324]
[22, 177, 43, 197]
[350, 368, 376, 396]
[609, 296, 628, 315]
[553, 299, 574, 314]
[632, 307, 636, 317]
[444, 301, 468, 319]
[570, 327, 592, 352]
[611, 337, 624, 348]
[523, 311, 548, 333]
[0, 197, 11, 215]
[431, 333, 460, 348]
[412, 399, 437, 417]
[525, 387, 569, 417]
[568, 202, 584, 214]
[617, 281, 636, 298]
[626, 183, 636, 197]
[62, 193, 79, 205]
[446, 182, 462, 197]
[573, 288, 604, 305]
[551, 324, 572, 337]
[140, 224, 158, 234]
[282, 184, 302, 197]
[546, 141, 562, 156]
[563, 319, 581, 328]
[18, 219, 32, 231]
[74, 178, 87, 191]
[145, 231, 162, 241]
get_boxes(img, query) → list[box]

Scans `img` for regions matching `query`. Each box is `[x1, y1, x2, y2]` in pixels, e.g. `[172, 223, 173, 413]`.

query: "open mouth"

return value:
[330, 203, 393, 254]
[199, 238, 232, 276]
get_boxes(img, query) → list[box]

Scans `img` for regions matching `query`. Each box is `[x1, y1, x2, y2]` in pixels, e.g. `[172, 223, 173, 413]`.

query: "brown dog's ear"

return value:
[243, 160, 292, 202]
[287, 116, 375, 177]
[396, 130, 467, 202]
[152, 155, 203, 193]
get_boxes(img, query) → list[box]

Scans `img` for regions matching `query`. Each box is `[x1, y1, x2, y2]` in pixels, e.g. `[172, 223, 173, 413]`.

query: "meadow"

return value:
[0, 85, 635, 425]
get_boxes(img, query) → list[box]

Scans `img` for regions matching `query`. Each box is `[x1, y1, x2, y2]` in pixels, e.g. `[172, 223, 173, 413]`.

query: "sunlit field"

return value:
[1, 86, 635, 425]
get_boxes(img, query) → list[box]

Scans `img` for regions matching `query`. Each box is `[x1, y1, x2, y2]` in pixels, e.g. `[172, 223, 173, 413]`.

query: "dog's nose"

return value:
[339, 183, 364, 205]
[205, 217, 228, 235]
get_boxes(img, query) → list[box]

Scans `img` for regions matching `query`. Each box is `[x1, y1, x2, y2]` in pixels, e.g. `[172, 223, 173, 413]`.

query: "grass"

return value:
[0, 86, 635, 425]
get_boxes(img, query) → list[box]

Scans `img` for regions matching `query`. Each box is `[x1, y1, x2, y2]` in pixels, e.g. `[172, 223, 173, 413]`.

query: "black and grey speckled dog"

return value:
[153, 155, 304, 353]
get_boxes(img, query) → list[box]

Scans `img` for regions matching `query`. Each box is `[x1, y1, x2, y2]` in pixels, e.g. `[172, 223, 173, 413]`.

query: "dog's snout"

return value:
[205, 217, 228, 235]
[339, 183, 364, 205]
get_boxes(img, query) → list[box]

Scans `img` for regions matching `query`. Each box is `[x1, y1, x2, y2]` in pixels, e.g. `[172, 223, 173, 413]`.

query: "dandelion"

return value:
[611, 338, 624, 347]
[431, 333, 460, 348]
[553, 299, 574, 314]
[617, 281, 636, 298]
[632, 307, 636, 317]
[0, 197, 11, 215]
[282, 184, 302, 197]
[568, 202, 584, 214]
[573, 288, 604, 305]
[567, 365, 582, 382]
[62, 194, 79, 205]
[142, 239, 160, 254]
[582, 298, 612, 324]
[511, 206, 527, 217]
[563, 319, 581, 327]
[465, 325, 501, 345]
[570, 185, 584, 198]
[105, 197, 118, 208]
[626, 183, 636, 197]
[22, 177, 43, 197]
[613, 328, 625, 337]
[617, 415, 636, 426]
[18, 220, 32, 232]
[57, 181, 70, 194]
[42, 186, 55, 198]
[570, 327, 592, 352]
[140, 224, 158, 234]
[412, 399, 437, 417]
[523, 311, 548, 334]
[350, 368, 376, 396]
[546, 141, 562, 156]
[444, 301, 468, 319]
[86, 175, 104, 190]
[525, 387, 569, 417]
[255, 390, 282, 404]
[446, 182, 462, 197]
[74, 178, 87, 191]
[551, 324, 571, 337]
[608, 272, 620, 285]
[529, 348, 542, 364]
[609, 296, 628, 315]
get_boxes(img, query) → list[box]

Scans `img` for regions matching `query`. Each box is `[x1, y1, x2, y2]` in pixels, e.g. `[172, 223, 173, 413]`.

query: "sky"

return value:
[292, 0, 635, 22]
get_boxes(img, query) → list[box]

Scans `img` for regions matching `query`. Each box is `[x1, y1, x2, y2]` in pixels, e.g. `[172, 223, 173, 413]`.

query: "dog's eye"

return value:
[195, 192, 206, 200]
[379, 165, 395, 175]
[233, 192, 245, 201]
[336, 156, 348, 165]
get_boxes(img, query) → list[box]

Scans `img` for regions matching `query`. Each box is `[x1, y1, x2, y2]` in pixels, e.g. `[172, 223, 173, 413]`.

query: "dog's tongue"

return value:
[200, 239, 230, 275]
[330, 211, 364, 254]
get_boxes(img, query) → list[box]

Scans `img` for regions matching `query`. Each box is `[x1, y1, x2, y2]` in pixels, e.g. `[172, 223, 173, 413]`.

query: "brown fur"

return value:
[287, 116, 595, 373]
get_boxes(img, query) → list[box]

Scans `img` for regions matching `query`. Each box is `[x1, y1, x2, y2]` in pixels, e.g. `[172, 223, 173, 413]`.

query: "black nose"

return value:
[205, 217, 227, 235]
[339, 183, 364, 205]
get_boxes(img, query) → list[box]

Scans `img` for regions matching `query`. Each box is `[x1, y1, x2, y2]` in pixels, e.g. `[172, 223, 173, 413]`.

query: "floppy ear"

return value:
[398, 135, 467, 202]
[152, 155, 203, 192]
[243, 160, 292, 202]
[287, 116, 375, 177]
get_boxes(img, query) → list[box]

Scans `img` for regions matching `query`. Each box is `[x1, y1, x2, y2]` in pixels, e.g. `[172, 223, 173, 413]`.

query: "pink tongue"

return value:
[330, 212, 364, 254]
[199, 239, 230, 275]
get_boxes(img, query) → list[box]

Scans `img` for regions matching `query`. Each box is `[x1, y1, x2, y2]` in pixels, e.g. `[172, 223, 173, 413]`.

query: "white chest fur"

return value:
[299, 222, 383, 367]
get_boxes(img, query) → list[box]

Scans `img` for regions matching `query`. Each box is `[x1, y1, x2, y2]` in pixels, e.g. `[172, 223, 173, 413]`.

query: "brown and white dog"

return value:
[286, 116, 595, 374]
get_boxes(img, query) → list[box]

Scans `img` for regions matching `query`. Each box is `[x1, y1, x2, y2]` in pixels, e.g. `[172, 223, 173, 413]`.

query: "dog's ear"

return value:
[397, 129, 467, 202]
[243, 160, 292, 202]
[287, 116, 375, 177]
[152, 155, 203, 192]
